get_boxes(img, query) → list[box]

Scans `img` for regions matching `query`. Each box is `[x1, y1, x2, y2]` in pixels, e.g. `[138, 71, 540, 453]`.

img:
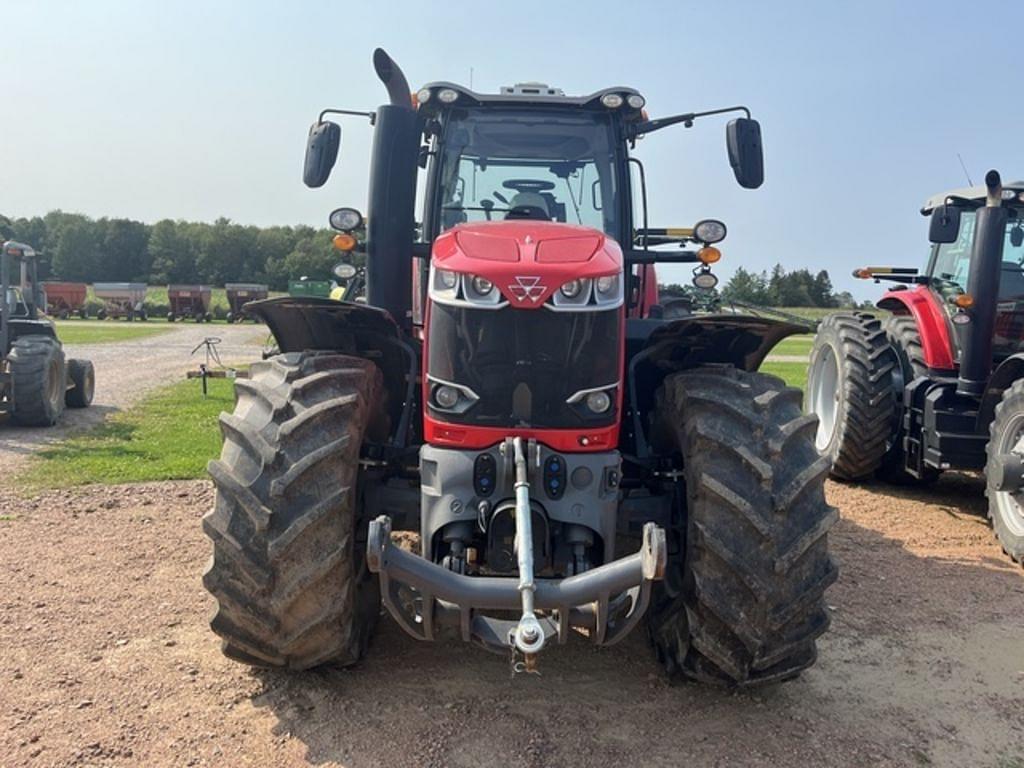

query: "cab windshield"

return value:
[435, 108, 622, 241]
[930, 209, 1024, 300]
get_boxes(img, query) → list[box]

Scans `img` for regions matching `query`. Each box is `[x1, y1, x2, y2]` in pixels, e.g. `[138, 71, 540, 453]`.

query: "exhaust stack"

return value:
[365, 49, 418, 331]
[957, 170, 1008, 397]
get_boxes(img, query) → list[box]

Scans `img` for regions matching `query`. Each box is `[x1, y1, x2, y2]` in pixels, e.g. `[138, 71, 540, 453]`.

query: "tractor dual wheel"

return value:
[66, 359, 95, 409]
[9, 335, 67, 427]
[807, 312, 897, 480]
[647, 366, 838, 686]
[202, 352, 384, 669]
[876, 315, 939, 485]
[985, 379, 1024, 565]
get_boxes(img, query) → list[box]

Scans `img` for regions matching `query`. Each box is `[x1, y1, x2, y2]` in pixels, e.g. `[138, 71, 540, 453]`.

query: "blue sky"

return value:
[1, 0, 1021, 298]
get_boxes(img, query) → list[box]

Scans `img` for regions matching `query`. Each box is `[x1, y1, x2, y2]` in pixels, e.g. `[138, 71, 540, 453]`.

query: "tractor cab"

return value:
[0, 241, 52, 356]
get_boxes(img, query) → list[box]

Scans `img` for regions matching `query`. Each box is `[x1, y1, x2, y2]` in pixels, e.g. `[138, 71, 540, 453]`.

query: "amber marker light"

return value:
[333, 233, 357, 252]
[954, 294, 974, 309]
[697, 246, 722, 264]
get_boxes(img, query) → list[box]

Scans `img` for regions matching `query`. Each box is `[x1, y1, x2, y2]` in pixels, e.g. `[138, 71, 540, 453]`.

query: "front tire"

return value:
[66, 359, 95, 408]
[986, 379, 1024, 565]
[202, 352, 384, 669]
[10, 336, 67, 427]
[647, 367, 838, 686]
[807, 312, 896, 480]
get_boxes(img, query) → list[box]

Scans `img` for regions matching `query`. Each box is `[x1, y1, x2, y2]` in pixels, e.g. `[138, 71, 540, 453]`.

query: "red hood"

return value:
[431, 221, 623, 307]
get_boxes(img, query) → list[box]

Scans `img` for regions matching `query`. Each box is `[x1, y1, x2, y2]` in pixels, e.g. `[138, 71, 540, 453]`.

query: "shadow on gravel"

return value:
[0, 404, 120, 457]
[244, 510, 1024, 768]
[842, 471, 989, 519]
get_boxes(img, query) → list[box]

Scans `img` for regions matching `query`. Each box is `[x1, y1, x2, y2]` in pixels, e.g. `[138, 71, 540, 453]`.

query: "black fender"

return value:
[625, 314, 809, 458]
[247, 297, 419, 448]
[978, 352, 1024, 430]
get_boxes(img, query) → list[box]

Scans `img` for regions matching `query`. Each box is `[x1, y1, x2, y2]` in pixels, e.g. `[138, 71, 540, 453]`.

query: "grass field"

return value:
[53, 320, 175, 345]
[21, 377, 231, 488]
[768, 334, 814, 357]
[759, 360, 810, 390]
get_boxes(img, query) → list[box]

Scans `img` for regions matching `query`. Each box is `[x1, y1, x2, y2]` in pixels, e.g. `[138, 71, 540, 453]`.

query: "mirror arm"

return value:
[318, 108, 376, 125]
[634, 105, 751, 137]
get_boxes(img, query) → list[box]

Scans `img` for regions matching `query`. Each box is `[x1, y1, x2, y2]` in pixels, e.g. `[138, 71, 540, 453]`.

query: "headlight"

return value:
[434, 385, 459, 409]
[585, 391, 612, 414]
[329, 207, 363, 232]
[627, 94, 645, 109]
[471, 276, 494, 296]
[596, 275, 617, 294]
[438, 88, 460, 104]
[416, 87, 432, 104]
[600, 93, 624, 108]
[438, 270, 458, 289]
[694, 219, 727, 244]
[693, 271, 719, 290]
[560, 279, 584, 299]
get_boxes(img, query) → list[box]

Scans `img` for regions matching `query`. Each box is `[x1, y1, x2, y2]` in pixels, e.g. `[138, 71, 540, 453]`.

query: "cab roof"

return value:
[417, 81, 646, 120]
[922, 181, 1024, 214]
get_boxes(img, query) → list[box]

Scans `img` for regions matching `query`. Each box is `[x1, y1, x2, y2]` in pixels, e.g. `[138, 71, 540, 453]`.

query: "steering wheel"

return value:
[503, 179, 555, 193]
[506, 205, 550, 221]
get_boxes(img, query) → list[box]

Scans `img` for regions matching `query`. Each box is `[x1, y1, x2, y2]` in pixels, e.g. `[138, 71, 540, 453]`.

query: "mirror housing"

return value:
[929, 204, 962, 244]
[303, 121, 341, 188]
[726, 118, 764, 189]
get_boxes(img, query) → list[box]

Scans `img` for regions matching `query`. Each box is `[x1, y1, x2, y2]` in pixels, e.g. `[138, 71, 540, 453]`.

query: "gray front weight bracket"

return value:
[365, 516, 667, 655]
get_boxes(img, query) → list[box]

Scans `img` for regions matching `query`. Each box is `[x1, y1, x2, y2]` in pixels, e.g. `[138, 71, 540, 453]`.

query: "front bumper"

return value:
[366, 515, 667, 656]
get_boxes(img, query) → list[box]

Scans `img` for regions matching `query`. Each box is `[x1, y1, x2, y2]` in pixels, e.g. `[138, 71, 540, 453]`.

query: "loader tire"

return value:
[876, 315, 939, 484]
[647, 366, 839, 686]
[66, 359, 95, 408]
[985, 378, 1024, 566]
[202, 352, 383, 669]
[806, 312, 896, 480]
[10, 335, 66, 427]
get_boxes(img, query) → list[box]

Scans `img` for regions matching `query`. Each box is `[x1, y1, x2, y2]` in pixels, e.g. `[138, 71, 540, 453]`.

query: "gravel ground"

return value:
[0, 323, 267, 472]
[0, 473, 1021, 768]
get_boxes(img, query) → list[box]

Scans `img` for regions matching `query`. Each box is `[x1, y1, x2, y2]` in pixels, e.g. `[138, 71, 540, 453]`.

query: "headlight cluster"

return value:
[550, 273, 623, 310]
[428, 376, 480, 414]
[566, 384, 618, 416]
[430, 266, 506, 308]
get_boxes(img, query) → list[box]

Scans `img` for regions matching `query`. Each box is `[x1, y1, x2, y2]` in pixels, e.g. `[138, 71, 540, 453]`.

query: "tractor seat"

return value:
[1000, 261, 1024, 301]
[505, 192, 551, 221]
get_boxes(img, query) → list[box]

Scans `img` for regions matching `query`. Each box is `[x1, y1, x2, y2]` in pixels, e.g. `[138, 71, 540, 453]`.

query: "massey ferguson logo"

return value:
[508, 276, 546, 303]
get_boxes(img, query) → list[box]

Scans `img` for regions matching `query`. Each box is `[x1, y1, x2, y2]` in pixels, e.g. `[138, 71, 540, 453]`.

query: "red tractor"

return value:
[808, 171, 1024, 565]
[201, 50, 837, 685]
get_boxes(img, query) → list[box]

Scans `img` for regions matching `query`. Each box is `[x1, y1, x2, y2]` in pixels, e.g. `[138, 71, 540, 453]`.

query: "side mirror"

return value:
[929, 204, 962, 244]
[726, 118, 764, 189]
[303, 121, 341, 188]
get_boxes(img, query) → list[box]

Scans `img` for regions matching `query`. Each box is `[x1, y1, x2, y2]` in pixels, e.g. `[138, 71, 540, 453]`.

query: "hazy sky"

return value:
[2, 0, 1021, 297]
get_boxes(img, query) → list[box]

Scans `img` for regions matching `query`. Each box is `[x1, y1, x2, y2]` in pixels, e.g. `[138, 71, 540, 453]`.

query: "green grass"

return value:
[21, 377, 232, 488]
[768, 334, 813, 357]
[759, 360, 809, 390]
[54, 320, 175, 345]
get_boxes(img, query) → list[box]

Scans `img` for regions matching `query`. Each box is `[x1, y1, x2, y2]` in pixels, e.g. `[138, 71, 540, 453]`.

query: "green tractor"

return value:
[0, 241, 95, 426]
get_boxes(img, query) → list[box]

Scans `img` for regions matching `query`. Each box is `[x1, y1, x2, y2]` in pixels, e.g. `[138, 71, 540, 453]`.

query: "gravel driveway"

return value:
[0, 323, 267, 471]
[0, 475, 1021, 767]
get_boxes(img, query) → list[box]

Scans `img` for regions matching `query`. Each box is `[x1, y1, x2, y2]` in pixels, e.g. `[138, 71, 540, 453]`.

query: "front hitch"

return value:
[365, 515, 667, 663]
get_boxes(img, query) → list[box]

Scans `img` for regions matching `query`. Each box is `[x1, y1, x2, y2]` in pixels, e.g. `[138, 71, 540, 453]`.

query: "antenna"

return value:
[957, 153, 974, 186]
[469, 66, 474, 89]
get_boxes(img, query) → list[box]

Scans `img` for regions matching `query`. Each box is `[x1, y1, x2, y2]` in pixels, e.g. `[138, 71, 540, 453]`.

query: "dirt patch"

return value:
[0, 475, 1022, 768]
[0, 324, 265, 472]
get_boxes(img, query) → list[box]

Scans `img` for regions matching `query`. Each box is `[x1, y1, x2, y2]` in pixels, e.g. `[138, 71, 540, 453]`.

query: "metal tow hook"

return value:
[510, 436, 545, 664]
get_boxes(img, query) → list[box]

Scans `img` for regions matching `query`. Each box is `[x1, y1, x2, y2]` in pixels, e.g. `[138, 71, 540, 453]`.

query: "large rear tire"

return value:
[9, 335, 67, 427]
[647, 366, 839, 686]
[202, 352, 384, 669]
[985, 379, 1024, 566]
[806, 312, 896, 480]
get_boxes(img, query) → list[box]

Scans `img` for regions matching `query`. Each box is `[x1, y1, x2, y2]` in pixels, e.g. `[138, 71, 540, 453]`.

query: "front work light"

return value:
[697, 246, 722, 265]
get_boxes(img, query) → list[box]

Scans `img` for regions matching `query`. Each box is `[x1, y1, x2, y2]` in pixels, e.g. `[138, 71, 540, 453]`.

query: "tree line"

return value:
[0, 211, 353, 290]
[719, 265, 860, 308]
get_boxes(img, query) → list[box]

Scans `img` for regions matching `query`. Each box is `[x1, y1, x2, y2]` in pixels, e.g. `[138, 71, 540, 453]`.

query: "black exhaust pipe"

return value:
[957, 170, 1009, 397]
[365, 49, 419, 332]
